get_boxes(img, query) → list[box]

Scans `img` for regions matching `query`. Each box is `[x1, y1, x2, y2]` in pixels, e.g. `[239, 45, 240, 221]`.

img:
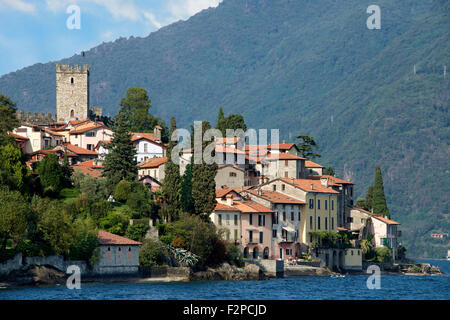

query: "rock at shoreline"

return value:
[190, 263, 262, 281]
[4, 265, 66, 287]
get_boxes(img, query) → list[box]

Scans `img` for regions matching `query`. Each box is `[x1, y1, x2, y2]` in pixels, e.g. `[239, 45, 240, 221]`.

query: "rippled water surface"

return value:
[1, 260, 448, 300]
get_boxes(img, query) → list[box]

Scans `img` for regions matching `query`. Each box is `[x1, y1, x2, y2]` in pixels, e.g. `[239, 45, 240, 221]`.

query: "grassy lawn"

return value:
[59, 188, 81, 203]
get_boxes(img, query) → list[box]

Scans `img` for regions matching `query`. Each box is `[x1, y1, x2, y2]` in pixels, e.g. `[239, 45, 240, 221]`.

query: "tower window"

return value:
[70, 110, 75, 118]
[71, 77, 74, 84]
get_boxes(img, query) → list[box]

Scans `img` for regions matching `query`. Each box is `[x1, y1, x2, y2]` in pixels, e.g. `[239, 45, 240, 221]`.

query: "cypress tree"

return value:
[61, 147, 73, 188]
[216, 106, 226, 136]
[364, 185, 374, 211]
[102, 113, 137, 187]
[192, 121, 218, 218]
[180, 157, 195, 214]
[372, 166, 390, 218]
[162, 117, 181, 221]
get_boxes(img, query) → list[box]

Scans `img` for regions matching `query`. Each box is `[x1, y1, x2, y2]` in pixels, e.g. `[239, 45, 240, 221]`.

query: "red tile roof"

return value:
[264, 153, 306, 160]
[131, 132, 161, 143]
[216, 188, 239, 198]
[232, 200, 273, 213]
[305, 160, 325, 168]
[98, 230, 142, 245]
[371, 215, 400, 225]
[308, 175, 354, 185]
[74, 159, 104, 169]
[73, 166, 102, 178]
[214, 203, 240, 211]
[137, 157, 168, 169]
[280, 178, 340, 194]
[247, 190, 305, 204]
[244, 143, 297, 151]
[8, 132, 29, 140]
[65, 144, 99, 155]
[69, 118, 90, 126]
[43, 128, 64, 136]
[69, 121, 107, 134]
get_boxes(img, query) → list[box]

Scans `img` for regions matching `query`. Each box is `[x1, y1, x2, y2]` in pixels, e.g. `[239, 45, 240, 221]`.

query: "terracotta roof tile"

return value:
[305, 160, 325, 168]
[137, 157, 168, 169]
[232, 200, 273, 213]
[65, 144, 99, 155]
[247, 190, 305, 204]
[280, 178, 340, 194]
[73, 166, 102, 178]
[214, 203, 240, 211]
[69, 121, 107, 134]
[98, 230, 142, 245]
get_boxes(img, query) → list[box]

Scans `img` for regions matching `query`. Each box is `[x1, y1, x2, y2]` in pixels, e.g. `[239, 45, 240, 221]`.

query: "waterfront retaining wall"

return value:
[0, 253, 23, 276]
[245, 259, 284, 277]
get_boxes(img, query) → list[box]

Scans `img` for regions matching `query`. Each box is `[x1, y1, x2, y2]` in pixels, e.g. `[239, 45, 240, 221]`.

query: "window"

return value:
[282, 184, 285, 191]
[332, 217, 334, 230]
[285, 160, 289, 166]
[310, 235, 313, 243]
[87, 144, 94, 150]
[291, 212, 294, 221]
[218, 214, 222, 225]
[71, 77, 74, 84]
[249, 214, 253, 225]
[325, 200, 328, 210]
[226, 214, 230, 225]
[107, 247, 111, 260]
[325, 217, 328, 230]
[86, 131, 96, 137]
[118, 247, 122, 259]
[318, 217, 321, 230]
[229, 172, 237, 177]
[273, 185, 276, 191]
[351, 250, 354, 256]
[283, 212, 286, 222]
[249, 231, 253, 243]
[234, 229, 238, 240]
[285, 172, 289, 178]
[298, 212, 301, 221]
[272, 230, 277, 238]
[234, 215, 238, 226]
[259, 232, 263, 244]
[258, 214, 265, 226]
[358, 250, 360, 256]
[128, 247, 132, 259]
[332, 200, 334, 210]
[309, 199, 314, 209]
[144, 143, 148, 153]
[310, 216, 313, 229]
[226, 230, 230, 240]
[317, 199, 321, 210]
[70, 110, 75, 118]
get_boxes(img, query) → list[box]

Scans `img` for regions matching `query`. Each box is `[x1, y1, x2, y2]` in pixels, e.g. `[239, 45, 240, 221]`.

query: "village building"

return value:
[12, 124, 65, 154]
[305, 160, 325, 176]
[95, 230, 142, 275]
[137, 156, 167, 182]
[131, 127, 165, 163]
[69, 120, 112, 151]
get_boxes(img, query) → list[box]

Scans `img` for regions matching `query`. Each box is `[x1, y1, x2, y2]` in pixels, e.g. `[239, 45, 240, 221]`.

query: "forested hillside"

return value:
[0, 0, 448, 258]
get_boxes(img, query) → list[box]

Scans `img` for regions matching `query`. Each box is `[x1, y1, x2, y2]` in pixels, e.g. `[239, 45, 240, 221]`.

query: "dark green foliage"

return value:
[114, 180, 131, 203]
[216, 107, 247, 136]
[324, 167, 335, 176]
[125, 223, 149, 242]
[72, 170, 109, 201]
[139, 238, 168, 267]
[117, 88, 169, 141]
[0, 141, 29, 193]
[162, 117, 181, 221]
[374, 247, 393, 263]
[36, 154, 64, 196]
[102, 113, 137, 186]
[0, 187, 28, 256]
[372, 166, 390, 218]
[61, 148, 73, 188]
[126, 181, 155, 218]
[68, 218, 99, 266]
[192, 121, 218, 218]
[0, 95, 19, 135]
[296, 135, 321, 159]
[180, 157, 195, 214]
[98, 212, 129, 236]
[365, 186, 374, 212]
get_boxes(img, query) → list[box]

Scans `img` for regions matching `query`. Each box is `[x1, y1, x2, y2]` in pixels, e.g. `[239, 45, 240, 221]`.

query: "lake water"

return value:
[1, 259, 449, 300]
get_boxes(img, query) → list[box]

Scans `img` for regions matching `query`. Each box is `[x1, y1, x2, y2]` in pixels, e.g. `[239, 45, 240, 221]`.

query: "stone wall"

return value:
[245, 259, 284, 277]
[0, 253, 23, 276]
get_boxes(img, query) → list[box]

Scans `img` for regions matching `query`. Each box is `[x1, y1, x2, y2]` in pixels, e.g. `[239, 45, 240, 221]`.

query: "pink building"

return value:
[69, 121, 113, 151]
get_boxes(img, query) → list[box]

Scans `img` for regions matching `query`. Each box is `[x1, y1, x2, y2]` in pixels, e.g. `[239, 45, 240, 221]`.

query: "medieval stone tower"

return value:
[56, 64, 89, 122]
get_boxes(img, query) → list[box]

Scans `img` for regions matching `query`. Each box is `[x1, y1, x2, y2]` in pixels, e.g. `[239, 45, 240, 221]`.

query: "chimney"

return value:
[310, 184, 314, 190]
[320, 177, 328, 187]
[154, 125, 162, 141]
[226, 194, 233, 206]
[258, 187, 262, 196]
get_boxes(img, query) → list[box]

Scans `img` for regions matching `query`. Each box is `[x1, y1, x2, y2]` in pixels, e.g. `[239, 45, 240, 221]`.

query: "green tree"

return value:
[126, 181, 154, 218]
[37, 200, 74, 256]
[215, 107, 247, 136]
[372, 166, 390, 218]
[99, 212, 129, 236]
[36, 154, 64, 196]
[192, 121, 218, 218]
[139, 238, 168, 267]
[102, 113, 137, 186]
[365, 185, 374, 211]
[0, 142, 29, 192]
[114, 180, 132, 203]
[216, 106, 226, 135]
[0, 95, 19, 135]
[0, 187, 28, 255]
[324, 166, 335, 176]
[61, 147, 73, 188]
[180, 157, 195, 214]
[162, 117, 181, 221]
[296, 134, 321, 159]
[68, 218, 99, 266]
[125, 223, 149, 242]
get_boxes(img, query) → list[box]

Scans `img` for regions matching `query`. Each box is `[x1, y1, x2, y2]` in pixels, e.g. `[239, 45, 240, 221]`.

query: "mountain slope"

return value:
[0, 0, 448, 257]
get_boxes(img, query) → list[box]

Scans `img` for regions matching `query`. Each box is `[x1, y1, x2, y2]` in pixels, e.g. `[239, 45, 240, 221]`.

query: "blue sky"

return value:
[0, 0, 222, 76]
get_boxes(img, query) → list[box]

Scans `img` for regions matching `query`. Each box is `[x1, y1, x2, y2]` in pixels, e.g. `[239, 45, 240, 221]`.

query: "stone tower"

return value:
[56, 64, 89, 122]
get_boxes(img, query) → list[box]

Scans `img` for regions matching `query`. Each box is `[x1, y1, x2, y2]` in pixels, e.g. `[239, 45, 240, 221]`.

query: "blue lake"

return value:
[1, 259, 449, 300]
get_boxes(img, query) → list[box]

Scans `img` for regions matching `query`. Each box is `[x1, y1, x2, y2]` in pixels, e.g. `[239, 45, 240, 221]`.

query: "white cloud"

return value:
[143, 11, 162, 29]
[0, 0, 35, 13]
[167, 0, 222, 20]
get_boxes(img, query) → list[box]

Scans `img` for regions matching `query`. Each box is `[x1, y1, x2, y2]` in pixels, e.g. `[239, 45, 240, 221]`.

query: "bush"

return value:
[139, 239, 168, 267]
[225, 242, 244, 267]
[75, 193, 92, 214]
[90, 200, 113, 222]
[99, 212, 129, 236]
[171, 236, 186, 248]
[114, 180, 131, 203]
[125, 223, 149, 242]
[68, 218, 99, 267]
[375, 247, 393, 263]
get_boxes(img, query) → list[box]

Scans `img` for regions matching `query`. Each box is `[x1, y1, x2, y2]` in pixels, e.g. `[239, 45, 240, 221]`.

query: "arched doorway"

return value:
[243, 247, 249, 259]
[263, 247, 269, 259]
[253, 247, 259, 259]
[70, 109, 75, 118]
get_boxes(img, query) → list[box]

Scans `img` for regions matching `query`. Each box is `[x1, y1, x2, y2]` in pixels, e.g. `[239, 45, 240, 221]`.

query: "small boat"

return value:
[330, 275, 346, 278]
